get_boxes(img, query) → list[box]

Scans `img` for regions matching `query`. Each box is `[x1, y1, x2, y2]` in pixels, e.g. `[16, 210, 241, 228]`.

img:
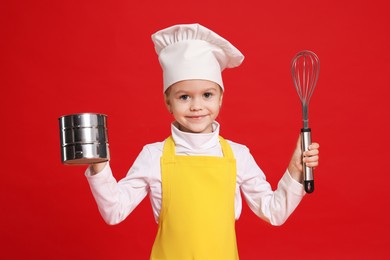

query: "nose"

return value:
[190, 97, 203, 111]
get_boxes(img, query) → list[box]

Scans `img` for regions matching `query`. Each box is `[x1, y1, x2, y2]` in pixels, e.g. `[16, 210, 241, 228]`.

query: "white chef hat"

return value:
[151, 23, 244, 92]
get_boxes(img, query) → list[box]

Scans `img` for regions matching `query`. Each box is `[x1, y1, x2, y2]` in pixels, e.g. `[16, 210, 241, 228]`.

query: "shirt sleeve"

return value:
[237, 145, 305, 226]
[85, 146, 152, 225]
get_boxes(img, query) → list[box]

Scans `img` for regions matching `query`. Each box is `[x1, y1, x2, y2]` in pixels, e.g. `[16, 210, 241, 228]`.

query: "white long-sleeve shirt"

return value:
[86, 122, 305, 226]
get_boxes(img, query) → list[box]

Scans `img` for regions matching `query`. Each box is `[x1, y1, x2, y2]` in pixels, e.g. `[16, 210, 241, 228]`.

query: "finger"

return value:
[303, 155, 319, 164]
[309, 143, 320, 150]
[304, 149, 319, 157]
[305, 161, 319, 168]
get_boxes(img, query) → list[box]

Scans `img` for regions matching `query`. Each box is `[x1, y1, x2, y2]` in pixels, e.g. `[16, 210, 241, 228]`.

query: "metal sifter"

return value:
[291, 50, 320, 193]
[59, 113, 110, 165]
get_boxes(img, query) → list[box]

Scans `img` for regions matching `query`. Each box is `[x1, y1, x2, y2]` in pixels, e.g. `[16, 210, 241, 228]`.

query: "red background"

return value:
[1, 0, 389, 259]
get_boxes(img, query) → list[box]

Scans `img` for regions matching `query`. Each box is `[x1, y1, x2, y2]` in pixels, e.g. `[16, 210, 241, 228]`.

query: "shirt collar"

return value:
[171, 121, 220, 154]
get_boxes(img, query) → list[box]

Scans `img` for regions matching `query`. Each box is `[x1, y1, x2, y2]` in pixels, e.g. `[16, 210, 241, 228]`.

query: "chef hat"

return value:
[151, 23, 244, 92]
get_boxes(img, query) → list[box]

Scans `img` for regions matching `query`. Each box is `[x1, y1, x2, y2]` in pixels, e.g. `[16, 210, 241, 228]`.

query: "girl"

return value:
[86, 23, 320, 260]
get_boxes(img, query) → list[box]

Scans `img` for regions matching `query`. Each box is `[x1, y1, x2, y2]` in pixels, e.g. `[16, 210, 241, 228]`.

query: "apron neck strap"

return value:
[218, 136, 234, 159]
[162, 136, 234, 159]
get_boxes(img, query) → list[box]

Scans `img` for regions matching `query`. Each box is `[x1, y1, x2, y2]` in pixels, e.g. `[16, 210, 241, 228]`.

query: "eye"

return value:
[179, 95, 190, 101]
[203, 92, 213, 99]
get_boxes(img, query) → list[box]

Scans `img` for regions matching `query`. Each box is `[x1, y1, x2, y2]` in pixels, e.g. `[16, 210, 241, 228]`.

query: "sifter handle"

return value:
[301, 128, 314, 193]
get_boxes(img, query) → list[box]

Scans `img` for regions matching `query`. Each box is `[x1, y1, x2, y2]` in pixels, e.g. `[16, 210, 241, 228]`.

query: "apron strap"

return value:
[162, 135, 235, 160]
[162, 136, 175, 162]
[218, 136, 235, 160]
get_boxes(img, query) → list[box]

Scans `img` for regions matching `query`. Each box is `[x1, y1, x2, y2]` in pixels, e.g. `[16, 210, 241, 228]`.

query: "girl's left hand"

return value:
[288, 135, 320, 183]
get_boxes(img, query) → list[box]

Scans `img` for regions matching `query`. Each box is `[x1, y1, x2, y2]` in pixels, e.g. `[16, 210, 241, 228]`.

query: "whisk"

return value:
[291, 50, 320, 193]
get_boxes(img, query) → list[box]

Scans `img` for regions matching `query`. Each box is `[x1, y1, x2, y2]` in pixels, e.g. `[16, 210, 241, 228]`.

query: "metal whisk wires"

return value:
[291, 51, 320, 129]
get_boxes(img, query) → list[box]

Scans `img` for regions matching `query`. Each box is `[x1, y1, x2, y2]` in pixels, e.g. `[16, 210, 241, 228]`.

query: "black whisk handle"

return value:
[304, 180, 314, 193]
[301, 128, 314, 193]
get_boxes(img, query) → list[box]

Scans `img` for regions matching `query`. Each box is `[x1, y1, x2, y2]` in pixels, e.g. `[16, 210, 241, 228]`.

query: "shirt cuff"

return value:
[282, 169, 306, 196]
[84, 162, 111, 182]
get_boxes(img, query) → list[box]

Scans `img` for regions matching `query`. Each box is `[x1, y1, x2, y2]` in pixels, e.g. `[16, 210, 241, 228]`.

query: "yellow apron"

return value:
[150, 136, 239, 260]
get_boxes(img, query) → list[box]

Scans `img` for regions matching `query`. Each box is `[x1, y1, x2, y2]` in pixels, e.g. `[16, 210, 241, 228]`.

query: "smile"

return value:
[186, 115, 207, 120]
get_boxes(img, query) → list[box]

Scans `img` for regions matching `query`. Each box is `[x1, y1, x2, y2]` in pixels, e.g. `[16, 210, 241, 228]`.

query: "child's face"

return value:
[164, 80, 223, 134]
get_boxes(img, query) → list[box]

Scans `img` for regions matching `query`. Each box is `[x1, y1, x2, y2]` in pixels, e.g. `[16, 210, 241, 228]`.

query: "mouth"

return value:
[186, 115, 207, 120]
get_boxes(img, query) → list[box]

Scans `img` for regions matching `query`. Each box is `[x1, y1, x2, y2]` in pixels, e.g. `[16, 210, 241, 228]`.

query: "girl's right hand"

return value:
[89, 162, 107, 175]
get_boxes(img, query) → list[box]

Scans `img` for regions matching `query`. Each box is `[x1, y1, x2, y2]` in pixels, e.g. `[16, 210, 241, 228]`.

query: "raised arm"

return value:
[85, 147, 152, 225]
